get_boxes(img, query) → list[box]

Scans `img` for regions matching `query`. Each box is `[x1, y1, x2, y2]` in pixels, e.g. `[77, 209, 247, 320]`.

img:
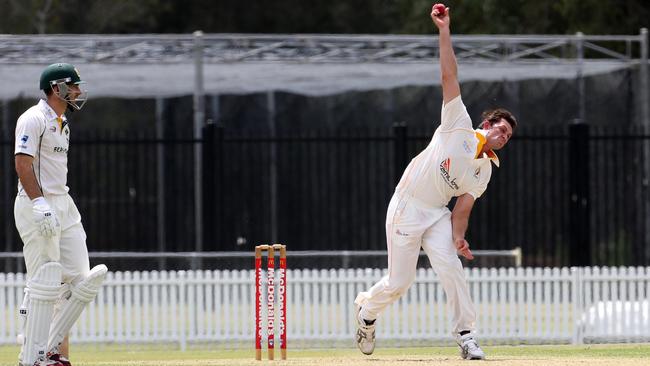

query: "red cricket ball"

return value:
[433, 3, 447, 17]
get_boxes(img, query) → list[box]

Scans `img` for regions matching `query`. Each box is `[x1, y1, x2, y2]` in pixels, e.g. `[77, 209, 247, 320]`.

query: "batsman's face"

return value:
[53, 83, 81, 100]
[485, 119, 513, 150]
[67, 84, 82, 101]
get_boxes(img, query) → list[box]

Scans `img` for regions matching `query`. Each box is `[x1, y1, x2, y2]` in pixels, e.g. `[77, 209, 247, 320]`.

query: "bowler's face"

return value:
[486, 119, 513, 150]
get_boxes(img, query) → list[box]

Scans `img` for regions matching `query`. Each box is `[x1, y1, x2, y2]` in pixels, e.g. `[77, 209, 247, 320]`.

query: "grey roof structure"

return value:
[0, 61, 632, 99]
[0, 33, 645, 98]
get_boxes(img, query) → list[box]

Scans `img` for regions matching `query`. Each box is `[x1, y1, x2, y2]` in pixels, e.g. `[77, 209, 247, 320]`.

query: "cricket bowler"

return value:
[354, 4, 517, 360]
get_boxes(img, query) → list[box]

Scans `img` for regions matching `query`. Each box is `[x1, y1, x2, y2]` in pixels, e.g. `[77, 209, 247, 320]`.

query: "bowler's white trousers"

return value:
[14, 194, 90, 284]
[355, 192, 476, 334]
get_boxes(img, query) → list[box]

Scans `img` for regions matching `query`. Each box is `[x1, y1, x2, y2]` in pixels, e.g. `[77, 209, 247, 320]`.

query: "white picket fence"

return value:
[1, 267, 649, 348]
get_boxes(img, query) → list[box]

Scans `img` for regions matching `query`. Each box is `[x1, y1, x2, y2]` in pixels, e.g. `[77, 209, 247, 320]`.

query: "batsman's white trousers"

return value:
[355, 192, 476, 334]
[14, 194, 90, 284]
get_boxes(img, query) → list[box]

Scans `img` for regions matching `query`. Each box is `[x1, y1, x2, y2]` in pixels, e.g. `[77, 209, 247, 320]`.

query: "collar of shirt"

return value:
[38, 99, 68, 132]
[474, 129, 500, 168]
[38, 99, 67, 124]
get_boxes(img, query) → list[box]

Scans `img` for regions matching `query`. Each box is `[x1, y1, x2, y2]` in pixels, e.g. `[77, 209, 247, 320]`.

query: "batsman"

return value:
[14, 63, 108, 366]
[354, 4, 517, 360]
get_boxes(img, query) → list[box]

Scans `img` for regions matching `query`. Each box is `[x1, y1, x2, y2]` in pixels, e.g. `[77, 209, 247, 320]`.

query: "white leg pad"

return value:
[17, 290, 28, 345]
[20, 262, 63, 366]
[48, 264, 108, 352]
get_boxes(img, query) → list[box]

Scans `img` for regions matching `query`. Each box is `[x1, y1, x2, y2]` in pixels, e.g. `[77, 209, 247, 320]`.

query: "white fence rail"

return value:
[1, 267, 649, 348]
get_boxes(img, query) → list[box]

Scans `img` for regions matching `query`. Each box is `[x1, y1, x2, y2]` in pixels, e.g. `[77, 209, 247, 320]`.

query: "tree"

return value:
[0, 0, 648, 35]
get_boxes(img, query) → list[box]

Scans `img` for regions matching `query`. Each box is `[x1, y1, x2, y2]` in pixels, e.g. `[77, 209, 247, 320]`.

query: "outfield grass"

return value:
[1, 343, 649, 366]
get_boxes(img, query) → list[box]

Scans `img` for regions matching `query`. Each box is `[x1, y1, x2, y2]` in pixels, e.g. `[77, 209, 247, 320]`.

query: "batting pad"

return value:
[20, 262, 63, 366]
[48, 264, 108, 351]
[16, 290, 28, 345]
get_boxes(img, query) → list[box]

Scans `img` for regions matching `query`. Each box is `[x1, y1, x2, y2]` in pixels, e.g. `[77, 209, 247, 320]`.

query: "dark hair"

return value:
[481, 108, 517, 130]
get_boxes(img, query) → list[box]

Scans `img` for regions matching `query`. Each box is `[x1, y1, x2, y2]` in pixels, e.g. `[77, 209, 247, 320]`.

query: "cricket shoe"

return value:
[355, 307, 376, 355]
[27, 358, 66, 366]
[456, 333, 485, 360]
[47, 353, 71, 366]
[46, 347, 71, 366]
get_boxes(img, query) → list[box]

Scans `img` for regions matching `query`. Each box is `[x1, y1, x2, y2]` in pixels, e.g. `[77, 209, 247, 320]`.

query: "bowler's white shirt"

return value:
[15, 99, 70, 196]
[396, 96, 498, 207]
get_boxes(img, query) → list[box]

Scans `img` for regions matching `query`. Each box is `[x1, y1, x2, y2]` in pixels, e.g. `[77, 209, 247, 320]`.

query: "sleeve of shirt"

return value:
[439, 95, 473, 131]
[15, 113, 44, 157]
[467, 166, 492, 200]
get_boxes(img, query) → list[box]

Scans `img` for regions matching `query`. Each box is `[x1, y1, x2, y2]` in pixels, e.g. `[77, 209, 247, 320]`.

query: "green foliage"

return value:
[0, 0, 648, 34]
[0, 0, 163, 34]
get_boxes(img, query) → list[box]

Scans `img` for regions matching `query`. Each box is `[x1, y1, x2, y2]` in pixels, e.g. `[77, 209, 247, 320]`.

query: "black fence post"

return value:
[214, 123, 224, 249]
[570, 120, 590, 266]
[393, 121, 408, 185]
[202, 121, 216, 250]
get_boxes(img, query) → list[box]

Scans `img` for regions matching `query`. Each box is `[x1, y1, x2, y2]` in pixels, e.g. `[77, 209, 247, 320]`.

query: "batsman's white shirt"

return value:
[356, 95, 498, 335]
[15, 99, 70, 196]
[396, 95, 498, 207]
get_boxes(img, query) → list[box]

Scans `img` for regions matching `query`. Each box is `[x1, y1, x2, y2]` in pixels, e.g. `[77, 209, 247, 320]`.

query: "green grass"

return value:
[1, 343, 649, 366]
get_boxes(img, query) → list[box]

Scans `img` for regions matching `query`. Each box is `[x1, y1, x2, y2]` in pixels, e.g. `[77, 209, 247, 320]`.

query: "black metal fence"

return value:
[1, 123, 649, 269]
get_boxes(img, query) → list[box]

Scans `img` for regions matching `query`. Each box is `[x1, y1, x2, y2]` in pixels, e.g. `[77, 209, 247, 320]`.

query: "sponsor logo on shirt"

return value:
[53, 146, 68, 154]
[462, 140, 472, 153]
[49, 126, 56, 132]
[21, 135, 29, 143]
[474, 167, 481, 179]
[439, 158, 459, 190]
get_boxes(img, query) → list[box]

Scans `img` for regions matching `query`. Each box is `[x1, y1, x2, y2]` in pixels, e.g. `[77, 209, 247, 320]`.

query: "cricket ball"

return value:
[433, 3, 447, 17]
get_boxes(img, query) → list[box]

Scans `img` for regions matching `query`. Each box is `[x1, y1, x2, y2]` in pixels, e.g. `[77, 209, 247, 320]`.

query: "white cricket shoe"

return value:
[355, 307, 376, 355]
[456, 333, 485, 360]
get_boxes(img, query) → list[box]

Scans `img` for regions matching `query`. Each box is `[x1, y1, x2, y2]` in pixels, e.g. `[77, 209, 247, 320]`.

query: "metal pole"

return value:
[202, 121, 216, 249]
[576, 32, 586, 122]
[641, 28, 649, 127]
[267, 91, 278, 242]
[639, 28, 650, 262]
[210, 95, 222, 248]
[193, 30, 205, 267]
[2, 99, 15, 272]
[155, 97, 167, 270]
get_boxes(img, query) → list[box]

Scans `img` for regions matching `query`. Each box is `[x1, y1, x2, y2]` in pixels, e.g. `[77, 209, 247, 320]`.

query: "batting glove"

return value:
[32, 197, 59, 238]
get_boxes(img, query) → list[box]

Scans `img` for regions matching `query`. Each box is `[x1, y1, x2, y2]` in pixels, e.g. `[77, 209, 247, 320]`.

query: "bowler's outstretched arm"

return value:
[431, 5, 460, 105]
